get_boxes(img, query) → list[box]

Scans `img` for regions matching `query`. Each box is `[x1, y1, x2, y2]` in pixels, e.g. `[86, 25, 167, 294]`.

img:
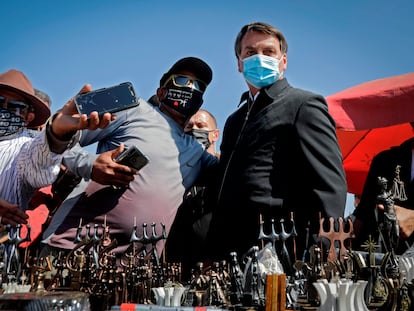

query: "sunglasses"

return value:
[0, 95, 30, 110]
[163, 75, 207, 93]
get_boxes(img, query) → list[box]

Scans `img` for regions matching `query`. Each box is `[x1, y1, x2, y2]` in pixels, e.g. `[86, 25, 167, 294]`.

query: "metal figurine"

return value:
[47, 251, 70, 290]
[4, 224, 31, 278]
[360, 236, 379, 270]
[302, 223, 311, 261]
[129, 220, 144, 245]
[131, 222, 167, 277]
[307, 245, 325, 305]
[228, 251, 244, 305]
[149, 222, 167, 267]
[397, 279, 411, 311]
[190, 261, 210, 306]
[369, 177, 401, 311]
[392, 165, 407, 201]
[123, 222, 167, 291]
[318, 216, 354, 262]
[101, 215, 112, 247]
[242, 246, 265, 307]
[258, 217, 297, 274]
[207, 261, 229, 307]
[219, 260, 231, 292]
[258, 218, 279, 251]
[74, 218, 84, 244]
[91, 223, 104, 268]
[119, 271, 128, 305]
[124, 255, 141, 303]
[377, 176, 399, 253]
[136, 222, 151, 258]
[279, 218, 295, 275]
[290, 212, 298, 261]
[67, 223, 102, 271]
[66, 223, 103, 292]
[25, 256, 53, 292]
[122, 220, 145, 268]
[99, 238, 118, 261]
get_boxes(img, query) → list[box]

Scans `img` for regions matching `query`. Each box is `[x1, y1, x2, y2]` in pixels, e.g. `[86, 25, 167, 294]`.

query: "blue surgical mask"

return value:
[242, 54, 282, 88]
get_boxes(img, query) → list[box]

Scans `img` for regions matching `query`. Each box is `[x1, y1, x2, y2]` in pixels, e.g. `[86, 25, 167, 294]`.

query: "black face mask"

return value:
[162, 86, 203, 118]
[0, 108, 25, 138]
[188, 129, 211, 149]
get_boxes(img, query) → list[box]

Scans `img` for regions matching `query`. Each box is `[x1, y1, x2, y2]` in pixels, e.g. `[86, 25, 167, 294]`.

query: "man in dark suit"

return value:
[205, 22, 347, 268]
[353, 132, 414, 255]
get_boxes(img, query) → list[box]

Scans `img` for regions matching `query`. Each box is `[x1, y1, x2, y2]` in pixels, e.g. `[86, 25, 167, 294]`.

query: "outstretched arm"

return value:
[49, 84, 114, 140]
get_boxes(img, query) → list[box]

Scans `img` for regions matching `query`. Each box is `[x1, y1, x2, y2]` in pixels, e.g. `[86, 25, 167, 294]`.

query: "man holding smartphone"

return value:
[41, 57, 218, 262]
[0, 69, 113, 227]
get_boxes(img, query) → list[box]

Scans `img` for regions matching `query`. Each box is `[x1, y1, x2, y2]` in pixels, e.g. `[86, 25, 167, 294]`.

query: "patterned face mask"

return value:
[187, 128, 211, 149]
[162, 86, 204, 118]
[0, 107, 25, 137]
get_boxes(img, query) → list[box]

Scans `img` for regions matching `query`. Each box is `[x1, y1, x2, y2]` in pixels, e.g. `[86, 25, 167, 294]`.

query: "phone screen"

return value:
[75, 82, 139, 116]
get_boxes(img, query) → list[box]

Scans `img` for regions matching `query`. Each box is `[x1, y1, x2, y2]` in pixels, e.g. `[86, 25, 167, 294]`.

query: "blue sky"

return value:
[2, 0, 414, 215]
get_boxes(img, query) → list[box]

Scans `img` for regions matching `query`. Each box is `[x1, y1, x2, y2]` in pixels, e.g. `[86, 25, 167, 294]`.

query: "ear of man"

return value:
[210, 129, 220, 143]
[156, 88, 167, 101]
[26, 112, 35, 125]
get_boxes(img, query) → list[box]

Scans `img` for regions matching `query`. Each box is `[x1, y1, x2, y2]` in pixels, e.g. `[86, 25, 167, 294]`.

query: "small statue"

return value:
[392, 165, 407, 201]
[376, 176, 399, 253]
[190, 262, 209, 306]
[228, 252, 244, 305]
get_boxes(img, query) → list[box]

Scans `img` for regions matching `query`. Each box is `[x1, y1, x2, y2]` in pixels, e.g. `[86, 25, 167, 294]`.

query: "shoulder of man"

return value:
[374, 138, 414, 162]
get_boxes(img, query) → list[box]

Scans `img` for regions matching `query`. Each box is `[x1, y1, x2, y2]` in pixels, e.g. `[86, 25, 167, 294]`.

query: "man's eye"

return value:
[264, 51, 277, 57]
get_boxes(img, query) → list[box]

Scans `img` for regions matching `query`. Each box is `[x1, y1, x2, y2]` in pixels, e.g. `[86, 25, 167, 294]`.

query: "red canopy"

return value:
[326, 72, 414, 194]
[335, 124, 414, 194]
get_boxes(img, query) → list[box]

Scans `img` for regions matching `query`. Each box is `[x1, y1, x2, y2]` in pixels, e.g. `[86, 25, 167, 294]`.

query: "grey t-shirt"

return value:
[46, 98, 217, 256]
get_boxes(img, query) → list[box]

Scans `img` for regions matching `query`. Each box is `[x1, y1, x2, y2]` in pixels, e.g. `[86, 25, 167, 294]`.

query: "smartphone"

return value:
[115, 145, 149, 170]
[74, 82, 139, 116]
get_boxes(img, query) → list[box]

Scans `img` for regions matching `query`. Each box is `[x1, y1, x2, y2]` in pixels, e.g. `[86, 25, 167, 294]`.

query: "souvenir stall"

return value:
[0, 205, 413, 311]
[1, 72, 414, 311]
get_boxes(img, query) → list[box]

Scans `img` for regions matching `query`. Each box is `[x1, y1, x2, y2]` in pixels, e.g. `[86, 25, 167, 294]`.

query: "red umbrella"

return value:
[326, 72, 414, 194]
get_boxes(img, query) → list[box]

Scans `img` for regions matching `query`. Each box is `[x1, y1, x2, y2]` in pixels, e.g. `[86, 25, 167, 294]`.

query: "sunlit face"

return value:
[184, 110, 219, 151]
[184, 110, 215, 132]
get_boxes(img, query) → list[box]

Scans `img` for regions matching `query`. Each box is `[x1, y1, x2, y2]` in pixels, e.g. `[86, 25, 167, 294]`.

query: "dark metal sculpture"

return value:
[377, 176, 400, 253]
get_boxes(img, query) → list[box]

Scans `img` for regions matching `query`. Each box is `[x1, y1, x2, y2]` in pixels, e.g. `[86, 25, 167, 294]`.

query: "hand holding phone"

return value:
[50, 84, 114, 138]
[115, 145, 149, 171]
[74, 82, 139, 116]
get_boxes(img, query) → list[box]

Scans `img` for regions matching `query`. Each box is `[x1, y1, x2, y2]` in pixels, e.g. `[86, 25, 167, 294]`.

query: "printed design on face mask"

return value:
[166, 87, 195, 107]
[243, 54, 282, 88]
[0, 108, 25, 137]
[163, 86, 203, 117]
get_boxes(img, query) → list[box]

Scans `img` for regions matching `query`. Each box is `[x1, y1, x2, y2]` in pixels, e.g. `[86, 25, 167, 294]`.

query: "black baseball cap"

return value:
[160, 57, 213, 87]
